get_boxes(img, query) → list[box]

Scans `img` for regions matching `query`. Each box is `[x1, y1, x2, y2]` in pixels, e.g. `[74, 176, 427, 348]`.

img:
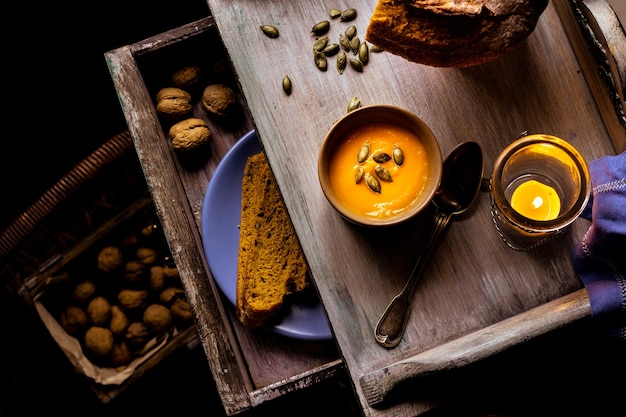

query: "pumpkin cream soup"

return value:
[328, 123, 429, 219]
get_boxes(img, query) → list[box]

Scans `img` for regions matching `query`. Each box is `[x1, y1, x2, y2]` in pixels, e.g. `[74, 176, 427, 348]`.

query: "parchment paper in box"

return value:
[34, 298, 173, 385]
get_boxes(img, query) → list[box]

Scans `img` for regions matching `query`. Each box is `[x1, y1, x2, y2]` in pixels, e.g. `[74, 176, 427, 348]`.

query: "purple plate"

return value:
[201, 130, 332, 340]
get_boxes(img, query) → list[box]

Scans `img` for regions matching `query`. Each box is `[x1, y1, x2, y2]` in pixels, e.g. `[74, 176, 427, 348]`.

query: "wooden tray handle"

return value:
[571, 0, 626, 134]
[0, 131, 133, 259]
[359, 288, 591, 408]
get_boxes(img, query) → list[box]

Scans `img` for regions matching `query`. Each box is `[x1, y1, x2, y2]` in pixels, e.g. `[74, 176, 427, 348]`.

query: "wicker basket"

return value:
[0, 131, 197, 403]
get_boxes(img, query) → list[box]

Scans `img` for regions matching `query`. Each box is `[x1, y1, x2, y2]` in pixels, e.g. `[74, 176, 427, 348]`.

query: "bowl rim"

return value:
[318, 104, 443, 227]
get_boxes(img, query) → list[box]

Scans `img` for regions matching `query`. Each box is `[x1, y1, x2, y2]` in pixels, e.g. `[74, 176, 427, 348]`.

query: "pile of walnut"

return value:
[154, 64, 238, 153]
[55, 221, 193, 370]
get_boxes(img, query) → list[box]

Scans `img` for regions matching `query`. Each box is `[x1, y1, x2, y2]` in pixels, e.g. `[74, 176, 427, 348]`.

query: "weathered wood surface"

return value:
[205, 0, 625, 415]
[106, 18, 342, 416]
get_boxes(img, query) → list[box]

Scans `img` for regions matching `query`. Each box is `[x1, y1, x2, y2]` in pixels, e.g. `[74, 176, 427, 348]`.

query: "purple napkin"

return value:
[571, 151, 626, 340]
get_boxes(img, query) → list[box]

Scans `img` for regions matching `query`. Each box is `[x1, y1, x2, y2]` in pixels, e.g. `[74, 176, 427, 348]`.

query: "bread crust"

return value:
[365, 0, 549, 67]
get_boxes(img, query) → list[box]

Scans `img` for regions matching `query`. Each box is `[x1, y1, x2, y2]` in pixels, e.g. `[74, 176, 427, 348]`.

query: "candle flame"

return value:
[531, 196, 544, 209]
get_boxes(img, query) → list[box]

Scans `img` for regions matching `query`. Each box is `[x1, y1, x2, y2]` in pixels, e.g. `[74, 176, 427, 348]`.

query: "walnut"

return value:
[110, 340, 132, 368]
[169, 118, 211, 152]
[86, 296, 112, 326]
[171, 66, 203, 91]
[125, 321, 151, 351]
[143, 304, 173, 334]
[201, 84, 236, 117]
[159, 287, 185, 305]
[71, 280, 96, 304]
[109, 305, 129, 337]
[171, 298, 193, 324]
[84, 326, 114, 358]
[97, 246, 123, 272]
[150, 266, 180, 292]
[60, 305, 88, 335]
[123, 260, 146, 284]
[118, 289, 148, 311]
[136, 247, 158, 265]
[155, 87, 192, 121]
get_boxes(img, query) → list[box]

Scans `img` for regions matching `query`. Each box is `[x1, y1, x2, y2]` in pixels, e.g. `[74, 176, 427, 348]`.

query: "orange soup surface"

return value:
[328, 123, 430, 219]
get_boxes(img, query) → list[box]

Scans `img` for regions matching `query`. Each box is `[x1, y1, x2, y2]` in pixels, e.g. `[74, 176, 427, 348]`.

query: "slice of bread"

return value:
[365, 0, 548, 67]
[236, 152, 310, 328]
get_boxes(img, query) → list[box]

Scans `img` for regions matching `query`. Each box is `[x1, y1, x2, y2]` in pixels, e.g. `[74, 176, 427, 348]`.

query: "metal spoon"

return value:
[374, 141, 484, 348]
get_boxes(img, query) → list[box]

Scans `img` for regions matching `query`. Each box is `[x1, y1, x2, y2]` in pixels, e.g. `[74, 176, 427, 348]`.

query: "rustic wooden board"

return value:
[106, 18, 342, 416]
[205, 0, 624, 415]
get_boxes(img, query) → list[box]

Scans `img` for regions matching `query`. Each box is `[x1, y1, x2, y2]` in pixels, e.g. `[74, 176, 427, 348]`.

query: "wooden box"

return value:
[106, 16, 344, 417]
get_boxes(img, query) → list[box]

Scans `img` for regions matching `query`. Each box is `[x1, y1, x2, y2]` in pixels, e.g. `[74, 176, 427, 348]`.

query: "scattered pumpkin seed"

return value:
[350, 36, 360, 54]
[311, 20, 330, 36]
[370, 44, 384, 53]
[330, 8, 342, 19]
[345, 25, 357, 40]
[372, 152, 391, 163]
[340, 8, 357, 22]
[392, 145, 404, 166]
[313, 35, 329, 51]
[355, 166, 364, 184]
[365, 172, 381, 193]
[349, 57, 363, 72]
[314, 51, 328, 71]
[347, 96, 361, 113]
[260, 25, 279, 38]
[339, 34, 351, 51]
[357, 139, 370, 163]
[358, 42, 369, 65]
[323, 43, 340, 56]
[337, 51, 347, 74]
[375, 165, 393, 182]
[282, 75, 292, 95]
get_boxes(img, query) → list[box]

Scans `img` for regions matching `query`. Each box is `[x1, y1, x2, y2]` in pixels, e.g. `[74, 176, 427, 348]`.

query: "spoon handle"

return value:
[374, 212, 452, 348]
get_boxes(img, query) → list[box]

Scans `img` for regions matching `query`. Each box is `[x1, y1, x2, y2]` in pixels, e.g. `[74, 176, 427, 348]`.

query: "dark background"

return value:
[2, 1, 625, 416]
[2, 0, 210, 232]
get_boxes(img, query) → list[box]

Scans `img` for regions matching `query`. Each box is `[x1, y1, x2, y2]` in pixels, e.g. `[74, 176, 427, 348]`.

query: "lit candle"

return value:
[510, 179, 561, 221]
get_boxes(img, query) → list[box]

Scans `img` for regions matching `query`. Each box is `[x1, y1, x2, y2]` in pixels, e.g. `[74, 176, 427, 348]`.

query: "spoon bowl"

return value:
[374, 141, 484, 348]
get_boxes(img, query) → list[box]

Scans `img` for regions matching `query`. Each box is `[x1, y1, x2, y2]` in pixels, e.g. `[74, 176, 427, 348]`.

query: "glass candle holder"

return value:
[490, 134, 591, 250]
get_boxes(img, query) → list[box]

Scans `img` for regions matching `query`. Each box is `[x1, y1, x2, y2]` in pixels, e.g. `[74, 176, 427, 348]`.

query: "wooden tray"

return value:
[201, 0, 625, 415]
[107, 0, 625, 415]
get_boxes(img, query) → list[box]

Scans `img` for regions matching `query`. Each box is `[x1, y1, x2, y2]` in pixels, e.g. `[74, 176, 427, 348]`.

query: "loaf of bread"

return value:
[236, 152, 310, 328]
[365, 0, 549, 67]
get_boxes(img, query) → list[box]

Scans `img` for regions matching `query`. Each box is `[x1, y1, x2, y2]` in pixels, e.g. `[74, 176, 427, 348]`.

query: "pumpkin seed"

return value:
[339, 34, 351, 51]
[350, 36, 360, 54]
[260, 25, 279, 38]
[345, 25, 357, 40]
[323, 43, 340, 56]
[355, 166, 364, 184]
[314, 51, 328, 71]
[282, 75, 292, 95]
[313, 35, 329, 51]
[340, 8, 357, 22]
[358, 42, 369, 65]
[356, 139, 370, 163]
[375, 165, 393, 182]
[392, 145, 404, 166]
[370, 44, 384, 53]
[349, 57, 363, 72]
[330, 8, 342, 19]
[372, 152, 391, 163]
[337, 50, 347, 74]
[365, 172, 381, 193]
[347, 96, 361, 113]
[312, 20, 330, 36]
